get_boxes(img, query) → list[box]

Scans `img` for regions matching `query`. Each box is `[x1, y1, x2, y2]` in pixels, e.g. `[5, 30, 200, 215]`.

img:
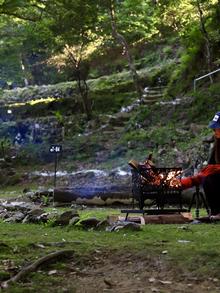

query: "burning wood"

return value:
[129, 159, 182, 189]
[128, 157, 183, 210]
[141, 168, 182, 188]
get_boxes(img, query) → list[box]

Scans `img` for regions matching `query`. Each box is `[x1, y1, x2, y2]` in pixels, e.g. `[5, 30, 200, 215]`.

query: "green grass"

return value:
[0, 207, 220, 292]
[0, 183, 50, 199]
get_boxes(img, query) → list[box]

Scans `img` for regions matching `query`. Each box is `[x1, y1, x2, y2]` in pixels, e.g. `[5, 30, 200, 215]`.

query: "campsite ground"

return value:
[0, 206, 220, 292]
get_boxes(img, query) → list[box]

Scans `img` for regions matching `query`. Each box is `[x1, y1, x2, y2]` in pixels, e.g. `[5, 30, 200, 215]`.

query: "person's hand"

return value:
[181, 177, 193, 189]
[181, 175, 204, 190]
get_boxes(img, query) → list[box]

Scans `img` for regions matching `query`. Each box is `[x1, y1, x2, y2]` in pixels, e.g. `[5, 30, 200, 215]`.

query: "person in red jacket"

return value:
[181, 111, 220, 219]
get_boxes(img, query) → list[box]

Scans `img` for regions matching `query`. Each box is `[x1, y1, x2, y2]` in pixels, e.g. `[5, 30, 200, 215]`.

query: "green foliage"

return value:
[122, 124, 183, 147]
[0, 171, 22, 186]
[15, 143, 53, 165]
[92, 92, 133, 113]
[0, 137, 12, 158]
[126, 105, 151, 129]
[121, 129, 148, 144]
[189, 84, 220, 122]
[112, 0, 159, 42]
[54, 110, 63, 125]
[0, 271, 10, 282]
[0, 0, 219, 93]
[162, 45, 173, 56]
[166, 41, 203, 97]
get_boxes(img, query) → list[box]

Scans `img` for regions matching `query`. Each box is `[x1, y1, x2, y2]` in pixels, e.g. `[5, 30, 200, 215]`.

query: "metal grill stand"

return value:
[188, 185, 210, 218]
[122, 165, 188, 219]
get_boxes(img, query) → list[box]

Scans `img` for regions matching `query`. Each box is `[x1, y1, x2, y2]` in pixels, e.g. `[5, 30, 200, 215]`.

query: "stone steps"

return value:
[143, 93, 163, 99]
[142, 99, 161, 104]
[142, 86, 167, 104]
[96, 87, 167, 142]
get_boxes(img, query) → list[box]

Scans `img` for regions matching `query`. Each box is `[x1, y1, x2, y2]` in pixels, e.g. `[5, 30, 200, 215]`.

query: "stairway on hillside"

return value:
[141, 86, 167, 104]
[83, 86, 167, 148]
[0, 85, 167, 153]
[85, 87, 169, 160]
[84, 112, 131, 146]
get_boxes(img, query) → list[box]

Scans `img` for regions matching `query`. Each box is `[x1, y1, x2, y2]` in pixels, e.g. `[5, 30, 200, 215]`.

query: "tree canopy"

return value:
[0, 0, 219, 87]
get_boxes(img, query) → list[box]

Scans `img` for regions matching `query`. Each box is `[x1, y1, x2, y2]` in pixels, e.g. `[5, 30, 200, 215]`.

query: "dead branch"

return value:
[1, 249, 74, 289]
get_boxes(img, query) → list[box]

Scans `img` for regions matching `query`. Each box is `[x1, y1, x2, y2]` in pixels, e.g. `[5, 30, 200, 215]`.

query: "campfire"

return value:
[137, 166, 182, 189]
[128, 158, 184, 211]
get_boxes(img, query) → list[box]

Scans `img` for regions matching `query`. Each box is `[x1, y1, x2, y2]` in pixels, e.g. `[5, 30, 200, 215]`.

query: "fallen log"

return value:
[54, 185, 132, 204]
[1, 249, 74, 289]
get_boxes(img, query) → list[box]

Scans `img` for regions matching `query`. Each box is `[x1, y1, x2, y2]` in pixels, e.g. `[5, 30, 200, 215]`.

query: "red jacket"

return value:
[181, 164, 220, 189]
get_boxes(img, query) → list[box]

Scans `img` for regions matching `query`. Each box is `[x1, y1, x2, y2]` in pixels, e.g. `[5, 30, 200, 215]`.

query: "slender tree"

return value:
[42, 0, 100, 120]
[194, 0, 213, 82]
[106, 0, 142, 99]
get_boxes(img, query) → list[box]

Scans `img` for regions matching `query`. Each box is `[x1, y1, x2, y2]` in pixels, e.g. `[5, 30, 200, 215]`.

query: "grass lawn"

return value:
[0, 208, 220, 292]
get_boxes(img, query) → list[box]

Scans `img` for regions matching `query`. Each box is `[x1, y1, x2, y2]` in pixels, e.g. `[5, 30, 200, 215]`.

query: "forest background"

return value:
[0, 0, 220, 174]
[0, 2, 220, 291]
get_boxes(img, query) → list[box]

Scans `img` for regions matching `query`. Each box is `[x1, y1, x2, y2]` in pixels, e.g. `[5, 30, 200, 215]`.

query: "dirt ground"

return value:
[56, 250, 220, 293]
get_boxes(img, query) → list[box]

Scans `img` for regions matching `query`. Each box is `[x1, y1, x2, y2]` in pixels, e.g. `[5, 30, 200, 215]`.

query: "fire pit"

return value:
[128, 159, 185, 212]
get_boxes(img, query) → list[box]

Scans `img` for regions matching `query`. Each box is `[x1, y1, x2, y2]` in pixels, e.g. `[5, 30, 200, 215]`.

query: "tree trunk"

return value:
[109, 0, 142, 99]
[65, 46, 92, 120]
[76, 68, 92, 120]
[196, 0, 213, 83]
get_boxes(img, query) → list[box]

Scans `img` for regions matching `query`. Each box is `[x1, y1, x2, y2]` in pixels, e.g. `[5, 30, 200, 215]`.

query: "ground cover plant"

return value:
[0, 207, 220, 292]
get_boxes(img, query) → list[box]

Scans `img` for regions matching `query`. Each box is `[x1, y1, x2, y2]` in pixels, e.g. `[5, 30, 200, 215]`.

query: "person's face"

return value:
[213, 128, 220, 138]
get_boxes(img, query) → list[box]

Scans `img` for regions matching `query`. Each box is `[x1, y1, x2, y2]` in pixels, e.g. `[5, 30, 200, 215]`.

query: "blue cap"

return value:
[209, 112, 220, 129]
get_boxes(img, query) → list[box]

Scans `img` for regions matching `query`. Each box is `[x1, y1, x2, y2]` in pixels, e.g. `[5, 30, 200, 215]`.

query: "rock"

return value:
[23, 187, 31, 193]
[107, 221, 141, 232]
[0, 210, 13, 220]
[69, 216, 80, 226]
[80, 217, 101, 229]
[122, 222, 141, 231]
[95, 219, 109, 230]
[0, 159, 12, 169]
[28, 208, 45, 216]
[4, 212, 25, 223]
[38, 189, 53, 197]
[25, 192, 36, 199]
[190, 123, 205, 136]
[25, 189, 53, 205]
[22, 208, 48, 223]
[0, 201, 34, 212]
[53, 210, 79, 226]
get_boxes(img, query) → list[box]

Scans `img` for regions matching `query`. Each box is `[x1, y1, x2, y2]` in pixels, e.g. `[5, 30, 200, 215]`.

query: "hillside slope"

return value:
[0, 54, 220, 181]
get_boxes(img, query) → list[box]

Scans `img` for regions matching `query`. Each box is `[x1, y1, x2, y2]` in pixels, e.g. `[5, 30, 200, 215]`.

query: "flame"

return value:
[141, 169, 182, 189]
[165, 170, 182, 188]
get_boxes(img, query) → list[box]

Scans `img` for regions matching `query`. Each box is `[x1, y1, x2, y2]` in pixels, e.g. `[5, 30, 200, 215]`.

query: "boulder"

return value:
[79, 217, 101, 229]
[0, 201, 33, 212]
[4, 212, 25, 223]
[22, 208, 48, 223]
[53, 210, 79, 226]
[107, 221, 141, 232]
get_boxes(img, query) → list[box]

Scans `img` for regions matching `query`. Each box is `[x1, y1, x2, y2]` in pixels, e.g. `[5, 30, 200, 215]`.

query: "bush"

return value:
[15, 143, 54, 165]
